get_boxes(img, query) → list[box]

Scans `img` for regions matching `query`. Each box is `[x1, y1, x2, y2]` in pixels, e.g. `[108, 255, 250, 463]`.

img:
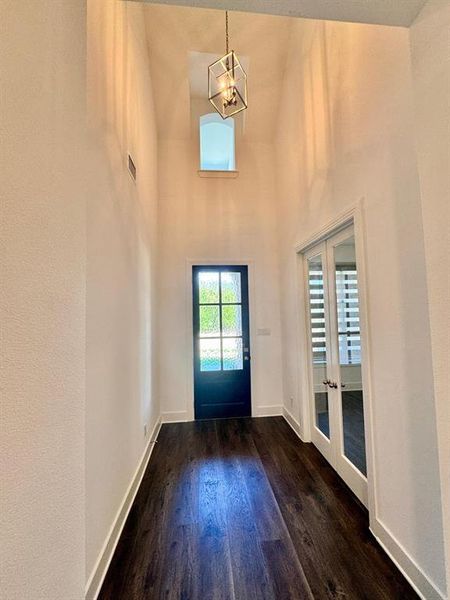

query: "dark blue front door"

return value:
[193, 266, 251, 420]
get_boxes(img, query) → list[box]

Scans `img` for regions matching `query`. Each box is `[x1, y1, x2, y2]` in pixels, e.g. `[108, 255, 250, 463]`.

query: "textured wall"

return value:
[410, 0, 450, 590]
[274, 18, 446, 595]
[0, 1, 86, 598]
[85, 0, 159, 585]
[157, 137, 284, 420]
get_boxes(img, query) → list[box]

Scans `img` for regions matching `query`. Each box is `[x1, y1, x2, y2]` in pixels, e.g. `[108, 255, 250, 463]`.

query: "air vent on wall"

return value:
[128, 154, 136, 182]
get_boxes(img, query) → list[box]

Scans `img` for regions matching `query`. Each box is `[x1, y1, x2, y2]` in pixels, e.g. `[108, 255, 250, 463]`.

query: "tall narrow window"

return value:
[199, 113, 235, 171]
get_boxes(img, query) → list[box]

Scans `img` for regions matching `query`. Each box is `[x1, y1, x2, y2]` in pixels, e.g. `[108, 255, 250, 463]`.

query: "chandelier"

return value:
[208, 11, 248, 119]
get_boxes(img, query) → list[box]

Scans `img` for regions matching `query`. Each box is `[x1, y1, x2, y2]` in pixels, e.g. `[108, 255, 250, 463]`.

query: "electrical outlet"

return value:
[144, 423, 148, 437]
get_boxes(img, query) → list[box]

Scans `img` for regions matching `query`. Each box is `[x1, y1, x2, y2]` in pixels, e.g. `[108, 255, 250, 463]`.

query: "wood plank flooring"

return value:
[99, 417, 418, 600]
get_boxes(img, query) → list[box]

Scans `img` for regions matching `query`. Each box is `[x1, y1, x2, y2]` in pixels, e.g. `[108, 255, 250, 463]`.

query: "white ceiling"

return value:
[137, 0, 428, 27]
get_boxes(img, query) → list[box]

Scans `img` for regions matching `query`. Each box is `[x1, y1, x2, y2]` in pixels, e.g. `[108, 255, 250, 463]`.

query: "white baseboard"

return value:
[253, 404, 283, 417]
[161, 410, 189, 423]
[282, 405, 446, 599]
[162, 407, 284, 421]
[84, 416, 162, 600]
[370, 519, 447, 600]
[282, 406, 307, 442]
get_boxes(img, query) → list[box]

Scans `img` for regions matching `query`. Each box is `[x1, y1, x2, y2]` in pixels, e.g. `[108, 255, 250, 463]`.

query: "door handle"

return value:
[322, 379, 339, 388]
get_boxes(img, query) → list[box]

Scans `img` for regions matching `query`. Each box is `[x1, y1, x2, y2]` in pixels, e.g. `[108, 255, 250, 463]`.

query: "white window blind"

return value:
[336, 265, 361, 365]
[308, 265, 361, 366]
[308, 268, 326, 364]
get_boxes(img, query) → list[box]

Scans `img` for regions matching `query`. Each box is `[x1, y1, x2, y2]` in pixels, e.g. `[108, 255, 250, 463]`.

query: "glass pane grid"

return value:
[199, 272, 220, 304]
[221, 272, 241, 303]
[200, 305, 220, 338]
[198, 270, 244, 371]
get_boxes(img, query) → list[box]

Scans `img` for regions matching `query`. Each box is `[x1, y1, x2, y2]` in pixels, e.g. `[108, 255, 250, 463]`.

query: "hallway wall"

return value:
[85, 1, 159, 595]
[274, 18, 446, 598]
[410, 0, 450, 590]
[1, 2, 87, 598]
[157, 137, 284, 420]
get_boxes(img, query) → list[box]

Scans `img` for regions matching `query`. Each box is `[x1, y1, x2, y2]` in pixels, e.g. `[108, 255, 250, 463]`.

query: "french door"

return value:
[193, 266, 251, 420]
[304, 225, 368, 505]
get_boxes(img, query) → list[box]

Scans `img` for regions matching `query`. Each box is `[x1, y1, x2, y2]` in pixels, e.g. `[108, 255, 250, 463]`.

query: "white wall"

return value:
[410, 0, 450, 590]
[274, 18, 447, 598]
[0, 1, 86, 598]
[157, 135, 284, 421]
[85, 0, 159, 595]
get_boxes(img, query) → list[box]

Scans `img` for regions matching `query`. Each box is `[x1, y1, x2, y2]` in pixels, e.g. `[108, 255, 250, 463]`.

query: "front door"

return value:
[193, 265, 251, 420]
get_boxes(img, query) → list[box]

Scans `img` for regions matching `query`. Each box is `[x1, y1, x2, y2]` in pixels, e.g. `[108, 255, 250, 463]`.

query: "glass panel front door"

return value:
[193, 266, 251, 419]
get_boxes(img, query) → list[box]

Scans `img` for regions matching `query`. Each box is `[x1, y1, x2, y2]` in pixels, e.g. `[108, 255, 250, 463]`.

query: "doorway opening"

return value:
[192, 265, 251, 419]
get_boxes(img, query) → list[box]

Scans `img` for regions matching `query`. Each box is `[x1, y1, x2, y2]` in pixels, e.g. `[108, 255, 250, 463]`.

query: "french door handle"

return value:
[329, 381, 338, 389]
[322, 379, 331, 386]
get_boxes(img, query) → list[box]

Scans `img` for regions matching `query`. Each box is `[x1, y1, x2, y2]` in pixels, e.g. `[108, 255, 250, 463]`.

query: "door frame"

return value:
[185, 259, 256, 422]
[294, 201, 377, 515]
[302, 240, 335, 467]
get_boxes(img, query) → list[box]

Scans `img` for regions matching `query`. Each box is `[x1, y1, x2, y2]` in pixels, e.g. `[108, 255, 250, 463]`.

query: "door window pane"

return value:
[334, 236, 367, 475]
[199, 272, 220, 303]
[307, 254, 330, 438]
[200, 338, 221, 371]
[200, 306, 220, 337]
[222, 338, 243, 370]
[222, 305, 242, 337]
[221, 272, 241, 303]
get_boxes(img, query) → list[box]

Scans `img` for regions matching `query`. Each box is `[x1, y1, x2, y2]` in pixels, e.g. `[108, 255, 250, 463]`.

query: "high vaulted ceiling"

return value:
[144, 5, 293, 141]
[138, 0, 427, 27]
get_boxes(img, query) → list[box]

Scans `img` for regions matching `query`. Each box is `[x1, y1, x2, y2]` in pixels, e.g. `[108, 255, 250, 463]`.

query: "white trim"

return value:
[253, 404, 283, 417]
[198, 170, 239, 178]
[294, 206, 355, 254]
[84, 417, 162, 600]
[161, 410, 189, 423]
[282, 404, 446, 600]
[283, 407, 307, 441]
[294, 250, 311, 442]
[371, 519, 447, 600]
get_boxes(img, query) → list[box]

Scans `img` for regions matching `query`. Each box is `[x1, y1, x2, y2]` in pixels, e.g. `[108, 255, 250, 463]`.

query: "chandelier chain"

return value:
[225, 10, 229, 54]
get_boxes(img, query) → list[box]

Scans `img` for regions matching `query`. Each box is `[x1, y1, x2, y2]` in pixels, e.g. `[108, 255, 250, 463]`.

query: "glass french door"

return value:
[305, 225, 368, 505]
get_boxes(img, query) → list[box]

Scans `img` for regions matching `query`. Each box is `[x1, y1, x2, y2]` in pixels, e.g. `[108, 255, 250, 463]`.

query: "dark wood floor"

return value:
[99, 417, 417, 600]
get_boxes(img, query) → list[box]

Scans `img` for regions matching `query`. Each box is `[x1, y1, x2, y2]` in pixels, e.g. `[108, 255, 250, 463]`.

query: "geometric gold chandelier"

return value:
[208, 11, 248, 119]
